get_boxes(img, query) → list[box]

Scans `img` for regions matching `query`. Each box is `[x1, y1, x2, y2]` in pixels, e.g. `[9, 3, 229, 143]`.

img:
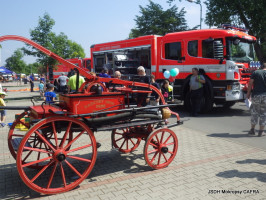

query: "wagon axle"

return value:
[160, 146, 169, 154]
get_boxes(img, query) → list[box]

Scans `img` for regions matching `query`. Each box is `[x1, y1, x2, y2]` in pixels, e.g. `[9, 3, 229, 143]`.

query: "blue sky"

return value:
[0, 0, 207, 66]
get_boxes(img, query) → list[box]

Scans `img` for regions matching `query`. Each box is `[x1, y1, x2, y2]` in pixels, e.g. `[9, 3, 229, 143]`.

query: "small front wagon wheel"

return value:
[16, 116, 97, 194]
[144, 128, 178, 169]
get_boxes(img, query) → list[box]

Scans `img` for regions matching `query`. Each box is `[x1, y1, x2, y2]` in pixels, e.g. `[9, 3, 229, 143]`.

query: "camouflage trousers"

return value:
[250, 95, 266, 126]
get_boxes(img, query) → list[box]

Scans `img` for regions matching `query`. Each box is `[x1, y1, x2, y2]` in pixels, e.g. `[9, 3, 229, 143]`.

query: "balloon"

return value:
[163, 70, 170, 79]
[175, 68, 179, 76]
[170, 68, 179, 77]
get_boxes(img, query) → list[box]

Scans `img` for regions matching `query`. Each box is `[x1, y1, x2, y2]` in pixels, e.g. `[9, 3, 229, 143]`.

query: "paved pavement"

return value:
[0, 84, 266, 200]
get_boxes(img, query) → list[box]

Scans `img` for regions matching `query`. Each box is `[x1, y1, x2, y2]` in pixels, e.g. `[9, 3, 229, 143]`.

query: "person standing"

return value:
[39, 81, 45, 97]
[58, 73, 69, 93]
[246, 62, 266, 137]
[0, 92, 7, 127]
[150, 75, 161, 106]
[29, 73, 34, 92]
[189, 68, 205, 116]
[67, 71, 85, 92]
[136, 66, 150, 107]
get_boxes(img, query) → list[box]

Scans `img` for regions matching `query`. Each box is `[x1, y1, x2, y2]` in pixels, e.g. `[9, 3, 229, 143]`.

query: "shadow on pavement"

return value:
[207, 132, 253, 138]
[236, 159, 266, 165]
[172, 105, 250, 118]
[216, 169, 266, 183]
[88, 149, 152, 181]
[0, 149, 152, 199]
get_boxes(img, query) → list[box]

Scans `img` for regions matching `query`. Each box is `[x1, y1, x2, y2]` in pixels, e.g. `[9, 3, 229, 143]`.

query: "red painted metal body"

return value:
[59, 92, 125, 115]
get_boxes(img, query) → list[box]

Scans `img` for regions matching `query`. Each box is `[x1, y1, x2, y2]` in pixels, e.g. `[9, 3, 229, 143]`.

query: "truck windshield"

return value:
[226, 39, 255, 63]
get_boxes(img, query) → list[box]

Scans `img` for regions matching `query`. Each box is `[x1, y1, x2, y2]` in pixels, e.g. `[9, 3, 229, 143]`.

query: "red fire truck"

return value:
[90, 25, 257, 111]
[47, 57, 91, 80]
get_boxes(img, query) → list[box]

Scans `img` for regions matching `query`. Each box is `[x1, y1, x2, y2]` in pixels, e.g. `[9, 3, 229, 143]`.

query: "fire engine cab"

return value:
[90, 24, 257, 111]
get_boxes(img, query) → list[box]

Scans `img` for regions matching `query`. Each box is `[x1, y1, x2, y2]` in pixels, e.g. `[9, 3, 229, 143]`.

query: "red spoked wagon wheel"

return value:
[111, 127, 141, 153]
[144, 128, 178, 169]
[8, 111, 30, 160]
[8, 112, 73, 169]
[16, 116, 97, 194]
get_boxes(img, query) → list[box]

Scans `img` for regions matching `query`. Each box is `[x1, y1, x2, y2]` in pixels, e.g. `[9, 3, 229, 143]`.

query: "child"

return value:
[0, 92, 7, 127]
[44, 84, 56, 104]
[39, 81, 44, 97]
[150, 75, 161, 106]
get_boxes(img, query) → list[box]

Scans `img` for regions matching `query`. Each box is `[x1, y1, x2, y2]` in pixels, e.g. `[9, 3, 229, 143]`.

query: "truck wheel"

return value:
[201, 79, 213, 113]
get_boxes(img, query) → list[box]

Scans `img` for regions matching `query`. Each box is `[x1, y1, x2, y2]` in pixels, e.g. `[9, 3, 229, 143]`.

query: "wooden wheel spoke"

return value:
[67, 144, 92, 153]
[160, 131, 165, 143]
[46, 162, 57, 189]
[150, 151, 159, 163]
[65, 160, 82, 178]
[163, 135, 172, 145]
[165, 142, 175, 146]
[35, 130, 56, 151]
[22, 156, 52, 168]
[67, 155, 92, 163]
[148, 149, 158, 155]
[60, 121, 72, 148]
[129, 138, 136, 146]
[168, 151, 174, 155]
[119, 139, 126, 150]
[149, 142, 158, 148]
[114, 132, 123, 136]
[60, 163, 67, 187]
[30, 161, 54, 183]
[162, 153, 168, 162]
[22, 150, 34, 163]
[157, 152, 162, 165]
[155, 134, 160, 143]
[64, 130, 85, 150]
[115, 137, 124, 142]
[22, 140, 41, 163]
[23, 146, 50, 154]
[52, 122, 59, 148]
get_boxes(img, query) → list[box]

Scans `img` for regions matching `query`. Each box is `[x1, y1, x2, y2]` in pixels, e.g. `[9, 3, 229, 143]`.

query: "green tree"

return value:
[204, 0, 266, 62]
[5, 49, 27, 74]
[23, 13, 85, 67]
[129, 0, 188, 38]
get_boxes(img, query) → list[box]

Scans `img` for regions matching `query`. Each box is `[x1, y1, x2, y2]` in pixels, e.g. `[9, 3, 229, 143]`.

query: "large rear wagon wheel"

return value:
[144, 128, 178, 169]
[16, 116, 97, 194]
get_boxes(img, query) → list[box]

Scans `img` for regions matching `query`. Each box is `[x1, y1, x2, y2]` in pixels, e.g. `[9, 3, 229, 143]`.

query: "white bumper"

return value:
[225, 90, 244, 101]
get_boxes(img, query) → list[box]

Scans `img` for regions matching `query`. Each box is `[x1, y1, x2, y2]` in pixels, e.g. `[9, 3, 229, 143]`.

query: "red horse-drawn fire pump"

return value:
[0, 35, 182, 194]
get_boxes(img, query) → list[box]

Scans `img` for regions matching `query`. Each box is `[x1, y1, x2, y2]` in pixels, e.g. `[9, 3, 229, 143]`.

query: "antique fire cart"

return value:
[0, 35, 182, 194]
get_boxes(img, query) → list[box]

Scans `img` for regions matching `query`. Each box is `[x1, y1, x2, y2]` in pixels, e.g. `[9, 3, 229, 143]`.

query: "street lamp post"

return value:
[187, 0, 202, 29]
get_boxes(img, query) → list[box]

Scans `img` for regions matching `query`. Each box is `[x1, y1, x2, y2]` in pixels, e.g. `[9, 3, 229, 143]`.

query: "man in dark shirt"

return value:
[247, 62, 266, 137]
[135, 66, 150, 106]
